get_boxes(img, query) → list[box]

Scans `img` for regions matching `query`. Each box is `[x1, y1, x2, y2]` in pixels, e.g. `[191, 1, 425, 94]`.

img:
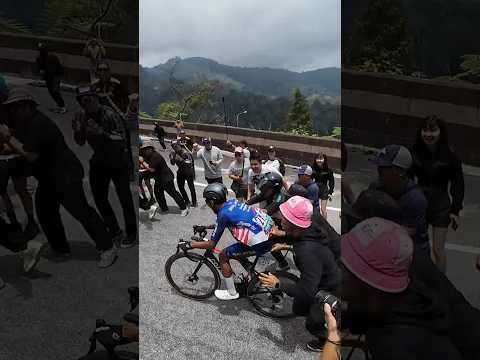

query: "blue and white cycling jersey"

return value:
[210, 199, 273, 247]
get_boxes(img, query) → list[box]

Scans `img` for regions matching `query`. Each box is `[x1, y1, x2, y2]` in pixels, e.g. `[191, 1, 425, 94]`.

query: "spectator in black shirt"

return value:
[139, 140, 188, 218]
[311, 152, 334, 219]
[177, 129, 193, 152]
[92, 61, 129, 114]
[73, 85, 137, 248]
[1, 88, 116, 268]
[410, 116, 465, 273]
[154, 121, 166, 150]
[169, 140, 197, 207]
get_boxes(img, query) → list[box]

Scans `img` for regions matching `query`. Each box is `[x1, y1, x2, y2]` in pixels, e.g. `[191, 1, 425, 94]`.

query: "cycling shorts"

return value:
[224, 240, 272, 258]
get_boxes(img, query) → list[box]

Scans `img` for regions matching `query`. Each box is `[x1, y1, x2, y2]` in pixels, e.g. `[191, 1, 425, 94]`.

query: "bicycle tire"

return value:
[164, 252, 221, 300]
[246, 272, 298, 319]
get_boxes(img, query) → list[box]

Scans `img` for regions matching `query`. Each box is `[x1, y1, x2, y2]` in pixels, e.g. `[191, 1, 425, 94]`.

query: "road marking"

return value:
[445, 243, 480, 255]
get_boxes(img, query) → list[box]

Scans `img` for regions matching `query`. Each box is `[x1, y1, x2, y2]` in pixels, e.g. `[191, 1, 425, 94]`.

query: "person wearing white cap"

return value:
[192, 137, 223, 184]
[0, 87, 117, 268]
[259, 196, 342, 352]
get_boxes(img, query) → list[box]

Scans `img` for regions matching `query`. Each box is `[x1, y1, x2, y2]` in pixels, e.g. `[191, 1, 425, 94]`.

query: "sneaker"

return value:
[306, 339, 324, 352]
[214, 289, 240, 301]
[98, 248, 118, 268]
[121, 234, 136, 248]
[180, 208, 189, 217]
[149, 205, 159, 220]
[24, 220, 40, 240]
[22, 240, 44, 273]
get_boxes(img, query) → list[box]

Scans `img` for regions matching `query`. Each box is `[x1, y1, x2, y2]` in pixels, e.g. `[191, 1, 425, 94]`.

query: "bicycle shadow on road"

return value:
[255, 317, 311, 354]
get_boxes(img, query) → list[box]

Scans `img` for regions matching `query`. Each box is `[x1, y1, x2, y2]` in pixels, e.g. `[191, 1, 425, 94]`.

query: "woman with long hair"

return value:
[311, 152, 335, 219]
[410, 115, 465, 273]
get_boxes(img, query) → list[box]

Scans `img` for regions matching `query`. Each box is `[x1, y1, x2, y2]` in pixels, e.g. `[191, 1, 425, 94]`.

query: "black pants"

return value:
[45, 76, 65, 108]
[157, 136, 166, 150]
[177, 172, 196, 205]
[89, 163, 137, 238]
[35, 181, 112, 253]
[206, 177, 223, 184]
[154, 179, 186, 211]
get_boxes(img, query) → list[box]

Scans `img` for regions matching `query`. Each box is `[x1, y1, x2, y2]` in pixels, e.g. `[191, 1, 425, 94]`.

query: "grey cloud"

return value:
[140, 0, 340, 71]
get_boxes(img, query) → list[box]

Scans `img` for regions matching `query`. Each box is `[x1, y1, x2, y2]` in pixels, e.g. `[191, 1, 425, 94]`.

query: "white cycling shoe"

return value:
[214, 289, 239, 301]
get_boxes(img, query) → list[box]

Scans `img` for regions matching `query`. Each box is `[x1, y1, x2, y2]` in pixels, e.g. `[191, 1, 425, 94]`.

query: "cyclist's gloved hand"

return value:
[193, 225, 207, 233]
[179, 240, 192, 251]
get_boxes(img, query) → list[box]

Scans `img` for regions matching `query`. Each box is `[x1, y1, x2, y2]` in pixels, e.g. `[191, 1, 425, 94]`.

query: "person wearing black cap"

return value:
[369, 144, 429, 254]
[177, 129, 193, 152]
[192, 137, 223, 184]
[73, 85, 137, 248]
[169, 140, 197, 207]
[1, 87, 116, 268]
[140, 140, 188, 217]
[35, 42, 66, 114]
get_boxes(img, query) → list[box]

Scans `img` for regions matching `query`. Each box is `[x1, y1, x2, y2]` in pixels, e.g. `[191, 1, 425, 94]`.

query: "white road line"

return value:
[445, 243, 480, 255]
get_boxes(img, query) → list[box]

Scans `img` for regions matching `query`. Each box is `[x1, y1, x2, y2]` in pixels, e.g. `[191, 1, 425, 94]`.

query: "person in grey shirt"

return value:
[192, 137, 223, 183]
[228, 147, 250, 200]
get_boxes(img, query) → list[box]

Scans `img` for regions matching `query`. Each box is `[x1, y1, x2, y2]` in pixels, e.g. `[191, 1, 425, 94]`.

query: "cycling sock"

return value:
[224, 275, 238, 296]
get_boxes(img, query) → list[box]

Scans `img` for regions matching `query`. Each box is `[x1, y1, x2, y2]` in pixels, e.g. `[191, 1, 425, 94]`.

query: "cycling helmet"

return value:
[203, 183, 227, 204]
[258, 172, 283, 195]
[286, 183, 309, 200]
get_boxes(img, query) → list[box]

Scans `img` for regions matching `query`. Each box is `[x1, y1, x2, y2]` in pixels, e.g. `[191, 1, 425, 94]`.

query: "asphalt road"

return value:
[139, 137, 358, 360]
[0, 76, 139, 360]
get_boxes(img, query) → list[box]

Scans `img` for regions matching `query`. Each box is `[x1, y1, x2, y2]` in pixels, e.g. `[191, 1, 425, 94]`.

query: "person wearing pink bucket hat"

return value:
[339, 217, 466, 360]
[259, 195, 342, 352]
[341, 217, 413, 293]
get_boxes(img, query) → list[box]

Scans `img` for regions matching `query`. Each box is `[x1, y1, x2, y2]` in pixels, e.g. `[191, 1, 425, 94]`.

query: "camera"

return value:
[315, 290, 341, 324]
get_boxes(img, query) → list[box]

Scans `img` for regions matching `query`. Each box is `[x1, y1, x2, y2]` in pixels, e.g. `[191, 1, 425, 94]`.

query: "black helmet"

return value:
[286, 183, 309, 200]
[203, 183, 227, 204]
[258, 172, 283, 195]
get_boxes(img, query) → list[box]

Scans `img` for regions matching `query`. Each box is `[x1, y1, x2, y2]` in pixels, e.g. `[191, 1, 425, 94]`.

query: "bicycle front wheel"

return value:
[164, 252, 221, 300]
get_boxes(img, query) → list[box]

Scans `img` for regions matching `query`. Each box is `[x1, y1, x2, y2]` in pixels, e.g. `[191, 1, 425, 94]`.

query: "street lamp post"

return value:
[236, 110, 247, 127]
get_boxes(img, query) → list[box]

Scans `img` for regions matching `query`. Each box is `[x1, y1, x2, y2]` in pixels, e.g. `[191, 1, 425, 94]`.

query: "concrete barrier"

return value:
[0, 32, 138, 92]
[139, 118, 341, 171]
[342, 70, 480, 166]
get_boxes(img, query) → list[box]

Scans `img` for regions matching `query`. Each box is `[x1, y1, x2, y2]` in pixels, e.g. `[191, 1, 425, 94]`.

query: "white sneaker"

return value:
[98, 248, 118, 268]
[214, 289, 239, 300]
[149, 205, 159, 220]
[180, 208, 189, 217]
[22, 240, 44, 273]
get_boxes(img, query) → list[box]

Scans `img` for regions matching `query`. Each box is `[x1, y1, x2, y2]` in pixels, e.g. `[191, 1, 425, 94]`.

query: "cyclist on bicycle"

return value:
[181, 182, 275, 301]
[246, 171, 284, 215]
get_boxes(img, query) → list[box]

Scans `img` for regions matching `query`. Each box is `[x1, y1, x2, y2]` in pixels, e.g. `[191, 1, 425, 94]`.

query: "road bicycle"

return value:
[164, 225, 299, 319]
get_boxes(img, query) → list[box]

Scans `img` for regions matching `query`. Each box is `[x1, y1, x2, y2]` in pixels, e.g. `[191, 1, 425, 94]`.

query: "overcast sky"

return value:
[140, 0, 340, 72]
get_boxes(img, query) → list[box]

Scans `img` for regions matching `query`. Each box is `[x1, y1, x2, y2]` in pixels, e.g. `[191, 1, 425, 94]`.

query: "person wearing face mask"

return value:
[410, 116, 465, 273]
[311, 153, 334, 219]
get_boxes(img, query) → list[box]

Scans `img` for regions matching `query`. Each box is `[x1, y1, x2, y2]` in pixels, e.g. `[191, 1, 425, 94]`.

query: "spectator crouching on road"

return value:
[192, 137, 223, 184]
[410, 115, 464, 273]
[259, 196, 342, 353]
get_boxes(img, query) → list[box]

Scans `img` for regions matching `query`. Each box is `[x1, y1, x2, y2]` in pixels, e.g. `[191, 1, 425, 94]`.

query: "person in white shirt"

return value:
[263, 145, 281, 172]
[247, 149, 288, 201]
[226, 139, 250, 159]
[228, 147, 250, 200]
[192, 137, 223, 183]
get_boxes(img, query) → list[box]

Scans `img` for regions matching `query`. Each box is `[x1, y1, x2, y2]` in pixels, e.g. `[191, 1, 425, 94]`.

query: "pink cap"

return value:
[279, 196, 313, 228]
[341, 217, 413, 293]
[234, 147, 243, 153]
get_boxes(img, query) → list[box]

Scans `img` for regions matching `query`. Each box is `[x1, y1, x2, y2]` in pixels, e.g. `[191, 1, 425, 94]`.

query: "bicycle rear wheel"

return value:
[247, 272, 298, 319]
[164, 252, 220, 300]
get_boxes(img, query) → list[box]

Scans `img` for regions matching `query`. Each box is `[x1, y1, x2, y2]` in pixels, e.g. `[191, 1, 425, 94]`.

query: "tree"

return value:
[456, 54, 480, 83]
[286, 88, 313, 135]
[345, 0, 413, 75]
[154, 102, 186, 120]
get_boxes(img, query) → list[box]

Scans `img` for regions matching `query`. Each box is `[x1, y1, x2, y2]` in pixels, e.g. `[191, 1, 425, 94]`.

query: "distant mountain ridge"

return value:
[141, 57, 340, 99]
